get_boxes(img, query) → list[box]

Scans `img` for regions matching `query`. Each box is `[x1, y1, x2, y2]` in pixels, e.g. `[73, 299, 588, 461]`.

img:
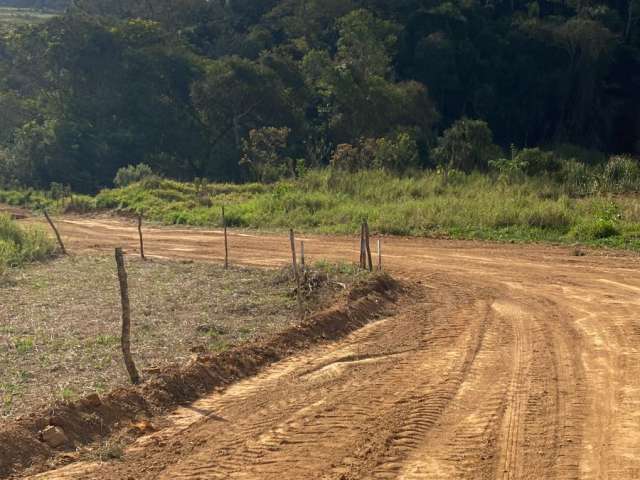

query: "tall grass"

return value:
[0, 215, 55, 278]
[2, 168, 640, 250]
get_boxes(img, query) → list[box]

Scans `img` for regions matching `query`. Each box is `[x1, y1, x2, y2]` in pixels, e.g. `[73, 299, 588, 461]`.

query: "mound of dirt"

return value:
[0, 274, 401, 478]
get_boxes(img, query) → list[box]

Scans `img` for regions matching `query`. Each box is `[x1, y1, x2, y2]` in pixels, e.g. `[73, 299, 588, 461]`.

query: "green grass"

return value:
[4, 168, 640, 250]
[0, 214, 56, 278]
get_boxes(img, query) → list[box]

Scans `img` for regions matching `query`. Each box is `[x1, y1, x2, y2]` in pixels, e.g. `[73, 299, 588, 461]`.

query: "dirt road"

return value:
[23, 216, 640, 479]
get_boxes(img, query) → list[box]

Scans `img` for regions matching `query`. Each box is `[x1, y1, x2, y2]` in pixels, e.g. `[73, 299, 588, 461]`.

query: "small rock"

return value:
[40, 426, 68, 448]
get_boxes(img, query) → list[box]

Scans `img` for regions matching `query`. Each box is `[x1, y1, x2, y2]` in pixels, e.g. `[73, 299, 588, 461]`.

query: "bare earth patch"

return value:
[0, 255, 348, 419]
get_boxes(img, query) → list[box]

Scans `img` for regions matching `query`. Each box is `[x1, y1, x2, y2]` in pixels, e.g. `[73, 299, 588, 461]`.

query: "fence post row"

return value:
[43, 209, 67, 255]
[115, 247, 141, 385]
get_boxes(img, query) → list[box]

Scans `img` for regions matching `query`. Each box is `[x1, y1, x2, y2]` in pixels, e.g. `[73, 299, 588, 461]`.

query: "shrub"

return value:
[373, 132, 420, 172]
[63, 195, 96, 214]
[113, 164, 155, 188]
[331, 133, 419, 173]
[330, 140, 376, 172]
[569, 219, 620, 240]
[517, 148, 561, 176]
[432, 118, 501, 172]
[0, 215, 55, 272]
[521, 204, 572, 230]
[600, 155, 640, 193]
[560, 159, 595, 197]
[240, 127, 294, 183]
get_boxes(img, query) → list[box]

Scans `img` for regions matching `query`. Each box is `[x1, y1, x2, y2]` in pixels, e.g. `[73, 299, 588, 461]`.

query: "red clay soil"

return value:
[7, 215, 640, 479]
[0, 275, 399, 478]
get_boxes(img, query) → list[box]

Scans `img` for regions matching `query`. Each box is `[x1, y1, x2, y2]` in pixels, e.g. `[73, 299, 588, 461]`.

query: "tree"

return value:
[335, 9, 400, 79]
[191, 56, 294, 179]
[240, 127, 293, 182]
[432, 118, 500, 172]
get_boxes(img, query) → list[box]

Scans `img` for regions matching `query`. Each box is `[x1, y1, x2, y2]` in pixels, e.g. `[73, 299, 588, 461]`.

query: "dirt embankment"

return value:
[0, 275, 401, 478]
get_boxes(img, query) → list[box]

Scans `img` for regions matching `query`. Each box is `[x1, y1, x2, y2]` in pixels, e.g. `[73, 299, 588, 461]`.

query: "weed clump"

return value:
[0, 214, 55, 279]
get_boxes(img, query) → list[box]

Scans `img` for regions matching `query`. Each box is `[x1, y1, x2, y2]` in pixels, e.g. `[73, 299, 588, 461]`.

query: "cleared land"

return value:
[3, 213, 637, 479]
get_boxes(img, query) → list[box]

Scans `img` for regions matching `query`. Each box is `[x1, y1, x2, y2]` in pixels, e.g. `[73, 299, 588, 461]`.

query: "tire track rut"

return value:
[18, 216, 640, 479]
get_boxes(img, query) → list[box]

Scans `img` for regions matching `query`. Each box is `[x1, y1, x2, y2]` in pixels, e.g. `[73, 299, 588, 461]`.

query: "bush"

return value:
[63, 195, 96, 214]
[114, 164, 155, 188]
[600, 155, 640, 193]
[569, 219, 620, 240]
[331, 133, 419, 173]
[518, 148, 561, 176]
[560, 159, 595, 197]
[0, 214, 55, 271]
[432, 118, 501, 172]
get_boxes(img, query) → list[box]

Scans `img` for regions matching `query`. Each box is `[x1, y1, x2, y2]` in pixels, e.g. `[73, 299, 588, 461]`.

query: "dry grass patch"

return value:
[0, 255, 356, 418]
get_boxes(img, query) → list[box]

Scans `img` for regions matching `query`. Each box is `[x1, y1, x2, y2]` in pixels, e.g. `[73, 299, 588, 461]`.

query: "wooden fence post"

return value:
[300, 240, 305, 272]
[43, 209, 67, 255]
[377, 238, 382, 271]
[137, 213, 146, 260]
[222, 206, 229, 270]
[115, 248, 141, 385]
[359, 223, 366, 269]
[289, 229, 303, 318]
[364, 221, 373, 272]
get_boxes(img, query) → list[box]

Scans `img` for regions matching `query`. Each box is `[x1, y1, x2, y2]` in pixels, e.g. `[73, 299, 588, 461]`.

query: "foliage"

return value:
[0, 214, 55, 278]
[8, 167, 640, 251]
[240, 127, 294, 183]
[330, 132, 420, 173]
[432, 119, 501, 172]
[600, 155, 640, 193]
[113, 164, 155, 188]
[0, 0, 637, 191]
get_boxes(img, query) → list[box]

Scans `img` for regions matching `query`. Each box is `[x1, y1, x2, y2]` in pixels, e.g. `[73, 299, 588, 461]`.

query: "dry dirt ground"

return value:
[15, 215, 640, 479]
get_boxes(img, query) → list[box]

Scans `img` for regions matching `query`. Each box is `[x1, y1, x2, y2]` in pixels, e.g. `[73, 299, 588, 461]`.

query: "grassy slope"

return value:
[2, 169, 640, 250]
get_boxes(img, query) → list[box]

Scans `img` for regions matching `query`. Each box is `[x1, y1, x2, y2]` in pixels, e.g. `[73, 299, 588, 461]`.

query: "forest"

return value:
[0, 0, 638, 192]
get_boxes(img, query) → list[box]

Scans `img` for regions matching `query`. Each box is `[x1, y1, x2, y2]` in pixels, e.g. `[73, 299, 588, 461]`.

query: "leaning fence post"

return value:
[115, 248, 141, 385]
[289, 229, 303, 318]
[43, 209, 67, 255]
[364, 221, 373, 272]
[222, 206, 229, 270]
[377, 238, 382, 271]
[137, 213, 146, 260]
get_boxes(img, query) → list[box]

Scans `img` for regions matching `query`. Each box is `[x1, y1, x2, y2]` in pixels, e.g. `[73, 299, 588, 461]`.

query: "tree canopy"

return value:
[0, 0, 638, 191]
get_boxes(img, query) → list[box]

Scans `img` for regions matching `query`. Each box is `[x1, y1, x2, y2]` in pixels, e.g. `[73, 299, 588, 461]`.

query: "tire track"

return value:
[18, 216, 640, 480]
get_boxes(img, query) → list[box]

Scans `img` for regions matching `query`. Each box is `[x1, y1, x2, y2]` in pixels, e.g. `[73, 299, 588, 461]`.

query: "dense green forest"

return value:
[0, 0, 638, 192]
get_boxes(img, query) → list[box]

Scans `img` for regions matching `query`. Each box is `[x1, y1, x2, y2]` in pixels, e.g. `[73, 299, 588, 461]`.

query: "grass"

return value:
[0, 254, 363, 418]
[4, 168, 640, 250]
[0, 214, 55, 279]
